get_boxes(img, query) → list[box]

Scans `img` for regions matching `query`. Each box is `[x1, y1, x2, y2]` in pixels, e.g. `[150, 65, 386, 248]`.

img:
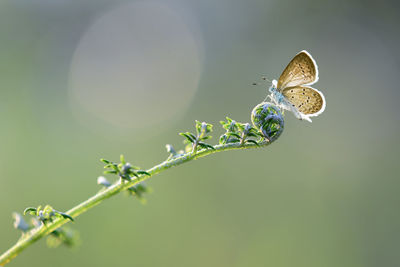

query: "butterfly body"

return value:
[268, 84, 284, 103]
[267, 50, 326, 122]
[269, 81, 306, 122]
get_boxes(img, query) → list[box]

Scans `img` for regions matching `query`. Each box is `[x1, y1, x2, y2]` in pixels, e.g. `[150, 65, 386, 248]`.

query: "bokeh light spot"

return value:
[68, 2, 203, 131]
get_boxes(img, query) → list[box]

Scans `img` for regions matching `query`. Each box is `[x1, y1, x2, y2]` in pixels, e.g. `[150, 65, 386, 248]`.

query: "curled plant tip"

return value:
[23, 207, 38, 216]
[97, 176, 112, 187]
[251, 102, 284, 142]
[12, 213, 30, 232]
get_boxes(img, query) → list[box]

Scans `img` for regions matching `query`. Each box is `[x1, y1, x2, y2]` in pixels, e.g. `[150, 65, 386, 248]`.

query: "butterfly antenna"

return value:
[252, 76, 272, 86]
[261, 76, 271, 83]
[263, 94, 273, 103]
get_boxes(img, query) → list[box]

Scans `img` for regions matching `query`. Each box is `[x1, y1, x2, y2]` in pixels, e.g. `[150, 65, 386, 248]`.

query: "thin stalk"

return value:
[0, 141, 269, 266]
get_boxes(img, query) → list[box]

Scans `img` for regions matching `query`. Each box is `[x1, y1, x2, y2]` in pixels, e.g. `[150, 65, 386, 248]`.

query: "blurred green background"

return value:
[1, 0, 399, 266]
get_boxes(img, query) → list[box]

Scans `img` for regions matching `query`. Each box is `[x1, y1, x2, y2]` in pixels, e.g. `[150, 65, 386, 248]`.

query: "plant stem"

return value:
[0, 140, 270, 266]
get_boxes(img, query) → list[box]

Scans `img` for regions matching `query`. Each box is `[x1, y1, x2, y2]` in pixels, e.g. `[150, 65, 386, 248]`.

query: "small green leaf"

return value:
[137, 170, 151, 176]
[130, 172, 138, 178]
[24, 207, 37, 216]
[110, 164, 119, 172]
[245, 139, 260, 146]
[104, 170, 118, 174]
[228, 137, 240, 143]
[100, 159, 110, 164]
[205, 123, 213, 134]
[219, 135, 228, 144]
[130, 165, 141, 170]
[198, 142, 215, 150]
[220, 133, 242, 144]
[236, 123, 245, 131]
[226, 132, 241, 139]
[58, 212, 74, 222]
[195, 120, 202, 135]
[187, 132, 197, 140]
[179, 132, 195, 143]
[223, 117, 234, 126]
[120, 155, 126, 164]
[246, 132, 258, 138]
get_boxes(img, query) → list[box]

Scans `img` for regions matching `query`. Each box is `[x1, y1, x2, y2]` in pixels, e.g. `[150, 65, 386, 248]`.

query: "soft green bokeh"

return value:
[1, 0, 399, 266]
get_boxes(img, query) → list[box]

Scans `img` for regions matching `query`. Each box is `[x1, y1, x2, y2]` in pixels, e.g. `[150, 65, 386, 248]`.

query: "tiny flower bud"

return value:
[12, 213, 30, 232]
[97, 176, 111, 187]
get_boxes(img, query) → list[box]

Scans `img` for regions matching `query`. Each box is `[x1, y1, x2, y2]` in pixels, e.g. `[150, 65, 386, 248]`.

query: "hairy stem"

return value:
[0, 140, 270, 266]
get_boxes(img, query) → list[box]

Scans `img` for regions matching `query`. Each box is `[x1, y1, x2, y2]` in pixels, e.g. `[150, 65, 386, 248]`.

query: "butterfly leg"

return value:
[263, 94, 270, 102]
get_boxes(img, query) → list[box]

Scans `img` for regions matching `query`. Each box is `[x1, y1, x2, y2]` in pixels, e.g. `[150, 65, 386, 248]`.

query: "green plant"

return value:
[0, 102, 284, 266]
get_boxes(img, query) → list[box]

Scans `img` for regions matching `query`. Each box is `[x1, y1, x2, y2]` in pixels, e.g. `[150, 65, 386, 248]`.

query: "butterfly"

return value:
[267, 50, 326, 122]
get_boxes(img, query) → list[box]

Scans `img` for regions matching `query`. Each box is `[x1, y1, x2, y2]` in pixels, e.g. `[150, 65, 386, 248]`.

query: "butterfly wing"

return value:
[277, 50, 319, 90]
[282, 86, 326, 118]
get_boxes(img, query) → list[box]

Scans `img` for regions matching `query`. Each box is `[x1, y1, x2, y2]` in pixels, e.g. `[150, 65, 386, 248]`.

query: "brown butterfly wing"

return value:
[282, 86, 325, 115]
[277, 51, 318, 90]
